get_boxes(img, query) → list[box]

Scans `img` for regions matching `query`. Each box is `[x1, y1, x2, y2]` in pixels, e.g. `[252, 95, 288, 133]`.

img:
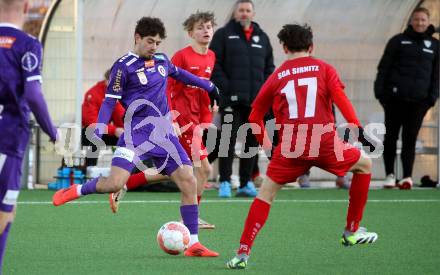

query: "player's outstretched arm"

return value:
[23, 80, 57, 141]
[171, 67, 213, 92]
[170, 67, 220, 105]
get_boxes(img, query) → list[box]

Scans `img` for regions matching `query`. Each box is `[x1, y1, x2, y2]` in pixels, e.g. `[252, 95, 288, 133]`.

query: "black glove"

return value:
[209, 85, 221, 107]
[343, 126, 376, 153]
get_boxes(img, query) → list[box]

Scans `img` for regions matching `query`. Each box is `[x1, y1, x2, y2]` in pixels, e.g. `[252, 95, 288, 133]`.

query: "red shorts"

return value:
[179, 132, 208, 162]
[266, 135, 361, 185]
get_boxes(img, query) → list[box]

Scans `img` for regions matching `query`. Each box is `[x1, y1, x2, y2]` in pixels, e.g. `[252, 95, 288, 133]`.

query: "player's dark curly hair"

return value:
[277, 24, 313, 52]
[135, 17, 166, 39]
[183, 11, 216, 31]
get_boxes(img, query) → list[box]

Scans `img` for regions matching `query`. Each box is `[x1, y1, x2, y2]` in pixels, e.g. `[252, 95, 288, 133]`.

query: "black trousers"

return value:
[203, 128, 261, 176]
[218, 106, 258, 186]
[383, 100, 429, 178]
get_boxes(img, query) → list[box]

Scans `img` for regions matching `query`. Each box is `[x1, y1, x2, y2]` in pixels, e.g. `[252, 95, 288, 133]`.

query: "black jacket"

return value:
[374, 25, 439, 106]
[209, 20, 275, 108]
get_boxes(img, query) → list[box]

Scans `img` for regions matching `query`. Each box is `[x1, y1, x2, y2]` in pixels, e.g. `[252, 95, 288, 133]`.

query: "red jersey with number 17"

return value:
[251, 56, 348, 147]
[167, 46, 215, 128]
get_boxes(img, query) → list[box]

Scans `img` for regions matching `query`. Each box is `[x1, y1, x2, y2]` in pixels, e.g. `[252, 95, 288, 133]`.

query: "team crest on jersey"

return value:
[252, 35, 260, 43]
[158, 65, 166, 77]
[0, 36, 16, 48]
[21, 51, 39, 72]
[205, 66, 212, 74]
[424, 40, 431, 48]
[137, 70, 148, 85]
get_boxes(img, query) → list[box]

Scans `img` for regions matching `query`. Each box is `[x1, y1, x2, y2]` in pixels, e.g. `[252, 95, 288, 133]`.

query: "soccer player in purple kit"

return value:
[0, 0, 58, 271]
[52, 17, 220, 257]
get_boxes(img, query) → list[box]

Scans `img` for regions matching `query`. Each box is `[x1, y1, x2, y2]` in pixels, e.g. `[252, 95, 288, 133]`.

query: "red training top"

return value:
[81, 80, 125, 136]
[167, 46, 216, 131]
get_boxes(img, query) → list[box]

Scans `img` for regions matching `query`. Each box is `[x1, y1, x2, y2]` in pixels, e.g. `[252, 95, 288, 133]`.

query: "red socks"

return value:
[346, 173, 371, 232]
[126, 172, 148, 190]
[238, 198, 271, 255]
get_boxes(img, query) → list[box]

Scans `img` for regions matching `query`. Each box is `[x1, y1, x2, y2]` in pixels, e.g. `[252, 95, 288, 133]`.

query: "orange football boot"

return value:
[184, 242, 219, 257]
[109, 186, 127, 214]
[52, 184, 80, 206]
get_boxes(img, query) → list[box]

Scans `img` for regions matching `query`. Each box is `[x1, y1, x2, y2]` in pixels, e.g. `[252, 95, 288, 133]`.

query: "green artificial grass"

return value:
[5, 189, 440, 274]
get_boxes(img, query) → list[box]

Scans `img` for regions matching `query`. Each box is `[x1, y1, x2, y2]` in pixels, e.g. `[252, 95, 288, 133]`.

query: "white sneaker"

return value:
[383, 174, 396, 189]
[341, 227, 378, 246]
[398, 177, 413, 190]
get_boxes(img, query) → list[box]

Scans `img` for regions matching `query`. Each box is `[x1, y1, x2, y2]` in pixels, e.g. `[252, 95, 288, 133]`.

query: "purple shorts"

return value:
[111, 132, 192, 176]
[0, 153, 22, 212]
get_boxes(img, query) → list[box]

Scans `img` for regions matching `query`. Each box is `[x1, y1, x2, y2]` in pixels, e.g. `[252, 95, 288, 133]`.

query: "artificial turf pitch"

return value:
[5, 188, 440, 274]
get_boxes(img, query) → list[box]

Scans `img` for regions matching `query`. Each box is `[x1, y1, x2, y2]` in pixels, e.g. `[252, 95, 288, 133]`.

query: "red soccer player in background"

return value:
[226, 24, 378, 269]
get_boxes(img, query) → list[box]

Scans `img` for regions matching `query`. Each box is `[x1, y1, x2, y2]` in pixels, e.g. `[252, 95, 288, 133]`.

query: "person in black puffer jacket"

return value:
[374, 7, 439, 189]
[210, 0, 275, 197]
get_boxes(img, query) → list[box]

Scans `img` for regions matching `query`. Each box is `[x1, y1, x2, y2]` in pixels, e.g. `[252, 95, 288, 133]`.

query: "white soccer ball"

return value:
[157, 221, 190, 255]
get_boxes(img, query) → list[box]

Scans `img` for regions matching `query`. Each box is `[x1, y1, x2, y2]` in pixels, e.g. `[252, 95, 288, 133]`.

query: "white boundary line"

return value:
[17, 199, 440, 205]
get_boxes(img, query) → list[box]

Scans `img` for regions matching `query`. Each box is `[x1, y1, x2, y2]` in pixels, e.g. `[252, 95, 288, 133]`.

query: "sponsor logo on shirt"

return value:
[252, 35, 260, 43]
[424, 40, 431, 48]
[158, 65, 166, 77]
[112, 69, 123, 92]
[0, 36, 16, 48]
[113, 147, 135, 162]
[228, 35, 240, 39]
[137, 70, 148, 85]
[190, 66, 200, 70]
[145, 59, 155, 67]
[401, 41, 412, 44]
[21, 51, 39, 72]
[251, 44, 262, 48]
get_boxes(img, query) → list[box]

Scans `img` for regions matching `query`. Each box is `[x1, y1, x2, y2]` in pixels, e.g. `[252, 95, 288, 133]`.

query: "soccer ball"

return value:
[157, 221, 190, 255]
